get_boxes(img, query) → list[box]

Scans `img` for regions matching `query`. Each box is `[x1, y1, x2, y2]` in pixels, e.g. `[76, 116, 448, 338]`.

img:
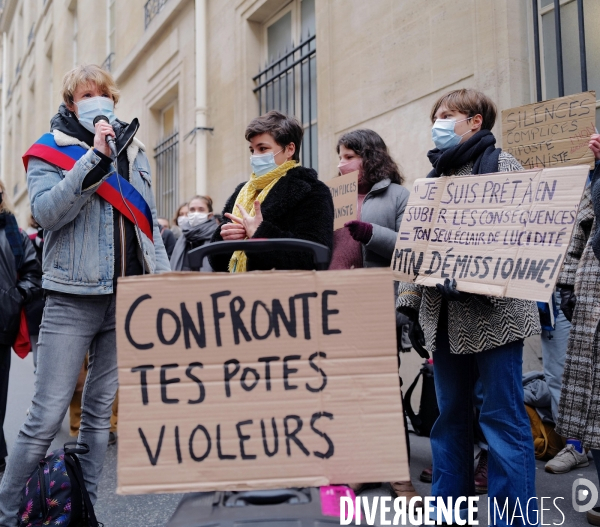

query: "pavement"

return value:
[2, 348, 599, 526]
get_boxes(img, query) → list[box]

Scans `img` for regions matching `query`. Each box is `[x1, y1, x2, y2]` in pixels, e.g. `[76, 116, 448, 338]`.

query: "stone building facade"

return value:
[0, 0, 598, 226]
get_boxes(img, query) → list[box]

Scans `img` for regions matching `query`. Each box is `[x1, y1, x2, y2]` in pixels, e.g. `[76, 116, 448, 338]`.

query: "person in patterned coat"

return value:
[397, 89, 540, 526]
[556, 137, 600, 525]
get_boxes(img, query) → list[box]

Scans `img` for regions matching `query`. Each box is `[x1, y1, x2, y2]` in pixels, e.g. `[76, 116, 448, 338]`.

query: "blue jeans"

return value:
[541, 291, 571, 424]
[0, 293, 118, 527]
[431, 327, 538, 527]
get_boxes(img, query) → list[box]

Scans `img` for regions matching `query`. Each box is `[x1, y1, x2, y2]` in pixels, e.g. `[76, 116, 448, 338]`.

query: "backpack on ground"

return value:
[18, 442, 102, 527]
[525, 404, 565, 460]
[403, 360, 439, 437]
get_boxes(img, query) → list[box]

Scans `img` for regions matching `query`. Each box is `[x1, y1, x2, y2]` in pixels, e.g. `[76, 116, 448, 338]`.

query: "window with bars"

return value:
[253, 0, 317, 169]
[532, 0, 600, 129]
[107, 0, 116, 59]
[154, 103, 179, 220]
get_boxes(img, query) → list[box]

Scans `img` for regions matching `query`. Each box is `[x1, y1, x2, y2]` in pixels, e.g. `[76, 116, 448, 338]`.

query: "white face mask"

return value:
[188, 212, 210, 227]
[250, 148, 284, 176]
[75, 96, 116, 133]
[178, 215, 190, 229]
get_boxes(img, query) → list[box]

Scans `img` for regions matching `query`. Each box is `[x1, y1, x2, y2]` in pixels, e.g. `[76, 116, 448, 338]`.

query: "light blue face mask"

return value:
[431, 117, 472, 151]
[250, 148, 283, 177]
[75, 96, 116, 134]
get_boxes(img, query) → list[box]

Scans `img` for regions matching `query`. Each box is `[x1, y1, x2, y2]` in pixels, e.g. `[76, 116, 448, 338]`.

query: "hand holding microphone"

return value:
[93, 115, 117, 158]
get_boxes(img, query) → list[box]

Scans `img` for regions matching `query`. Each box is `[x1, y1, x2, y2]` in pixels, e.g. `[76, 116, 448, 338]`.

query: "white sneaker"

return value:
[545, 444, 589, 474]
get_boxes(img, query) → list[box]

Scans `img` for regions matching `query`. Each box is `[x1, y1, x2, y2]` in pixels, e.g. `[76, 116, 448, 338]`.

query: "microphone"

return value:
[93, 115, 117, 158]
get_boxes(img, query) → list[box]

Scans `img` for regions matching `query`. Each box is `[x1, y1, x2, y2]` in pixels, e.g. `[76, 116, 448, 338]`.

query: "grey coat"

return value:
[556, 184, 600, 447]
[361, 179, 411, 350]
[361, 179, 410, 267]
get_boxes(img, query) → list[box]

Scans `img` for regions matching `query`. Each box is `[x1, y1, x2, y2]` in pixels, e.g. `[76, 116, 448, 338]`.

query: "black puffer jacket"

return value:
[0, 217, 42, 345]
[209, 166, 334, 271]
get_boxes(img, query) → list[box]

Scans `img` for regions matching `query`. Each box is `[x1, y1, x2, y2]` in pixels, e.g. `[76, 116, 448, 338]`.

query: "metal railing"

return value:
[253, 33, 317, 169]
[532, 0, 588, 101]
[154, 131, 179, 221]
[144, 0, 169, 29]
[101, 52, 115, 73]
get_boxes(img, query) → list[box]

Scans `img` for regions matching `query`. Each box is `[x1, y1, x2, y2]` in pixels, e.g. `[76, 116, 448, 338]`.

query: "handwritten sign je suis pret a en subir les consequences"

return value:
[391, 166, 589, 302]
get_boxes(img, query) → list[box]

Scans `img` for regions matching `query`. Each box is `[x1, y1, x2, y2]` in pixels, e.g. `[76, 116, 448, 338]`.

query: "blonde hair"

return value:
[61, 64, 120, 107]
[0, 179, 15, 214]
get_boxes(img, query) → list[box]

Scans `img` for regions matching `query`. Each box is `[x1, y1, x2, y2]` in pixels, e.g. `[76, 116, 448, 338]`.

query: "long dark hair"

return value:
[336, 129, 404, 186]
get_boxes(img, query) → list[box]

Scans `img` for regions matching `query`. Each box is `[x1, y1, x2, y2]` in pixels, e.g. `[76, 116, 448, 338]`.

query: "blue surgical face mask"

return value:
[75, 96, 116, 133]
[250, 148, 283, 177]
[431, 117, 472, 151]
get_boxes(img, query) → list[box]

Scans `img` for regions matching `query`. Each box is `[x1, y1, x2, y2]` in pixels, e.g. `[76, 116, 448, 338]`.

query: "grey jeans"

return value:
[0, 292, 118, 527]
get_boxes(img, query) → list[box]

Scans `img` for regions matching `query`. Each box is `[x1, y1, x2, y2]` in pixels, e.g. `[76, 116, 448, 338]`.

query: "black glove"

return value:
[16, 285, 30, 304]
[559, 286, 576, 322]
[398, 307, 429, 359]
[436, 278, 467, 302]
[435, 278, 493, 306]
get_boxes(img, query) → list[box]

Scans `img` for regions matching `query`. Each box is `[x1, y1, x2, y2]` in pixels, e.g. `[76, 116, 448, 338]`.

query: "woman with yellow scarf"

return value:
[209, 111, 334, 272]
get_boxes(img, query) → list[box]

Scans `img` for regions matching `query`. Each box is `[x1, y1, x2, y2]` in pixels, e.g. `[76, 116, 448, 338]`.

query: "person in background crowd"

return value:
[157, 217, 169, 231]
[0, 180, 42, 474]
[170, 195, 217, 271]
[209, 110, 333, 272]
[69, 357, 119, 446]
[24, 214, 44, 371]
[171, 202, 189, 239]
[157, 216, 176, 259]
[330, 129, 409, 270]
[330, 129, 417, 499]
[555, 135, 600, 526]
[397, 89, 540, 526]
[0, 64, 170, 526]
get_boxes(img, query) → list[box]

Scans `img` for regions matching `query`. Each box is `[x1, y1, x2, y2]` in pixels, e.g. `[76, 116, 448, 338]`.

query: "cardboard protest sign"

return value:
[326, 171, 358, 230]
[502, 91, 596, 169]
[116, 268, 408, 494]
[391, 165, 589, 302]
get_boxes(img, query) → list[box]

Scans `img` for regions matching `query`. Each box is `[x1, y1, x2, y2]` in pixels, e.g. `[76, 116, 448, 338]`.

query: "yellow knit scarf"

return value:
[229, 159, 298, 272]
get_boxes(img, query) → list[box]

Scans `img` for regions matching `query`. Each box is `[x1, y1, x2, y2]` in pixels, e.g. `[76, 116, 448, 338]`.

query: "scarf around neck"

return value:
[426, 129, 501, 178]
[0, 212, 23, 269]
[170, 219, 217, 271]
[229, 159, 298, 273]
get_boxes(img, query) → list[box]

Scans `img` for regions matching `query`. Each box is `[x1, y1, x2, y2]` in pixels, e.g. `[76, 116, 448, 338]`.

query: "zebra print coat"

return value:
[396, 152, 541, 355]
[556, 183, 600, 447]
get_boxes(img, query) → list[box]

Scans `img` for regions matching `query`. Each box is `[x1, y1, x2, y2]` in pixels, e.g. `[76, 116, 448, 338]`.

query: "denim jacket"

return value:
[27, 130, 170, 295]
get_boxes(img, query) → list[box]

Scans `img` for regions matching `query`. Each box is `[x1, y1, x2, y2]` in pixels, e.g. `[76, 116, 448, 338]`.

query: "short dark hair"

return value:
[336, 129, 404, 186]
[430, 89, 497, 130]
[245, 111, 303, 162]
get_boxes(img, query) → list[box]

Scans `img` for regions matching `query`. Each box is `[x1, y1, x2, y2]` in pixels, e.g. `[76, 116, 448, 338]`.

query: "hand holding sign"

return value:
[589, 134, 600, 160]
[345, 220, 373, 243]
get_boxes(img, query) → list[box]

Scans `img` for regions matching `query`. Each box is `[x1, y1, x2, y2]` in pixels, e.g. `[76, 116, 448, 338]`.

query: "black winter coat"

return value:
[0, 223, 42, 345]
[209, 166, 334, 271]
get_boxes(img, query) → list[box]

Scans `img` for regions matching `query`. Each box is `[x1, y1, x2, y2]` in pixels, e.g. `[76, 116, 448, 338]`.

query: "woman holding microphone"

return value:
[0, 64, 169, 526]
